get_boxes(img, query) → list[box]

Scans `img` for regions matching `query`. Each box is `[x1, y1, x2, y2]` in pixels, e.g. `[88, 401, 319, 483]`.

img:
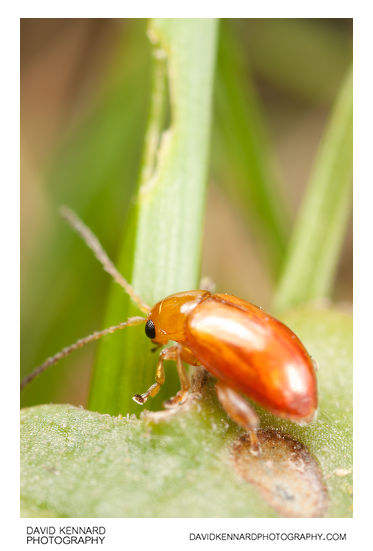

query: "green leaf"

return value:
[273, 67, 352, 312]
[89, 19, 218, 415]
[21, 307, 352, 518]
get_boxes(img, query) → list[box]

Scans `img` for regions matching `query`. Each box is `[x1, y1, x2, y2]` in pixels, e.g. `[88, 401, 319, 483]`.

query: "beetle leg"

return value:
[133, 345, 192, 408]
[163, 347, 191, 408]
[215, 381, 261, 455]
[132, 348, 169, 405]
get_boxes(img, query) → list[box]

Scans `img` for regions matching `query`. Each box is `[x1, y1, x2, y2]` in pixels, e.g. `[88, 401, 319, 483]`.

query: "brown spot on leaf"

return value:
[231, 429, 328, 517]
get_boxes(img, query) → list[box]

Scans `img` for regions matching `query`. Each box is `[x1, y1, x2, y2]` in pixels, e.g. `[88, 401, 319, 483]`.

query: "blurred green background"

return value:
[20, 18, 352, 409]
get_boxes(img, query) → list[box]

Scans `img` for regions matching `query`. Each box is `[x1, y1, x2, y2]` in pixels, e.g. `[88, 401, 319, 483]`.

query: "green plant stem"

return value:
[273, 67, 352, 312]
[89, 19, 218, 415]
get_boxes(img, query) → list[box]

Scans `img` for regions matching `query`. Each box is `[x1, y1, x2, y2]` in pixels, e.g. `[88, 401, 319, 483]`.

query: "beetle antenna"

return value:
[20, 316, 146, 391]
[59, 206, 151, 314]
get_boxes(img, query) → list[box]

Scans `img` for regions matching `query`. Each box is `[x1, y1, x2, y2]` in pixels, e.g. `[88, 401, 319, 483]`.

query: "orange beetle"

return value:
[21, 208, 318, 454]
[135, 290, 317, 453]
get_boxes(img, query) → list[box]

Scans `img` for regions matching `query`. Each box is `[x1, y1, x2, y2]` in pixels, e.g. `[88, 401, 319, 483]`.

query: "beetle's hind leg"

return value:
[215, 381, 261, 455]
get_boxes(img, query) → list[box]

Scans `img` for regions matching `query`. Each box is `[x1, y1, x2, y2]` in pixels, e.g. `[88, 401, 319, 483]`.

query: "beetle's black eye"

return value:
[145, 319, 156, 339]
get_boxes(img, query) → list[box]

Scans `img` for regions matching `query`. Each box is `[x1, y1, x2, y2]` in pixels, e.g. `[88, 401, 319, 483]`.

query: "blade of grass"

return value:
[213, 21, 289, 277]
[273, 67, 352, 312]
[89, 19, 218, 415]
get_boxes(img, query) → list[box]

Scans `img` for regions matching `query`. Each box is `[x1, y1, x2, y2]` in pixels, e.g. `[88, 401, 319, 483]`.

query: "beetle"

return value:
[21, 207, 318, 455]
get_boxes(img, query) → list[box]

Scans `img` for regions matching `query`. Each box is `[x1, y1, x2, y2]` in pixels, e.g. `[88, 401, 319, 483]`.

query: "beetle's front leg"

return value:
[215, 381, 261, 455]
[132, 345, 189, 406]
[132, 348, 169, 405]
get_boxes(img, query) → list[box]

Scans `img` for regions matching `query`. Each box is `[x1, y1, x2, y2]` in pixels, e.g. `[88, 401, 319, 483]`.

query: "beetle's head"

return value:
[145, 290, 211, 345]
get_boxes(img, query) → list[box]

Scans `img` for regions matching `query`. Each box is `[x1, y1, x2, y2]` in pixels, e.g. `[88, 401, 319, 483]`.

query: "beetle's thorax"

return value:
[147, 290, 210, 345]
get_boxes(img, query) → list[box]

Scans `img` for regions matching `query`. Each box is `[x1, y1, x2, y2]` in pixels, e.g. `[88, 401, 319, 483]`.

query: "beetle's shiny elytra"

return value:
[21, 208, 318, 456]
